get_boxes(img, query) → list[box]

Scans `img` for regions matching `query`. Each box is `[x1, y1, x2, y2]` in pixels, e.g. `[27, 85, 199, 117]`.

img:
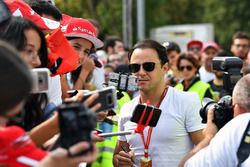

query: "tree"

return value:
[55, 0, 250, 49]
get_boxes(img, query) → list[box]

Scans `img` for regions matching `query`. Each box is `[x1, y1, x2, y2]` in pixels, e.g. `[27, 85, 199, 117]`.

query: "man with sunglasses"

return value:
[113, 39, 204, 167]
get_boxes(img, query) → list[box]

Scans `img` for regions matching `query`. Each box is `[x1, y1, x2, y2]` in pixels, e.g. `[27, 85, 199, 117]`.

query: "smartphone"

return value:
[149, 107, 162, 127]
[58, 102, 96, 155]
[130, 104, 162, 127]
[67, 90, 78, 97]
[130, 104, 146, 124]
[30, 68, 50, 94]
[81, 86, 117, 113]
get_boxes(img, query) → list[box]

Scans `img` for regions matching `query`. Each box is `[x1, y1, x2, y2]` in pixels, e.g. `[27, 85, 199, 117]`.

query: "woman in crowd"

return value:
[61, 17, 104, 98]
[175, 53, 214, 101]
[0, 16, 50, 130]
[0, 41, 98, 167]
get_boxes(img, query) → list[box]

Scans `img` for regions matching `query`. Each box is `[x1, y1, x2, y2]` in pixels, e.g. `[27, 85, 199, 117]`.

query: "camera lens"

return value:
[200, 98, 217, 124]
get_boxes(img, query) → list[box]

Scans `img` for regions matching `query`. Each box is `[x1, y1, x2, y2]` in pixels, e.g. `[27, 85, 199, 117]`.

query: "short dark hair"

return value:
[232, 31, 250, 44]
[177, 52, 200, 71]
[29, 0, 62, 21]
[128, 39, 168, 65]
[163, 41, 181, 53]
[0, 17, 48, 67]
[0, 41, 32, 114]
[104, 37, 122, 52]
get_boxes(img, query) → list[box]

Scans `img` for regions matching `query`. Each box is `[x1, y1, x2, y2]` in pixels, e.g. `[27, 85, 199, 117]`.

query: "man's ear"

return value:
[162, 62, 169, 72]
[233, 104, 248, 117]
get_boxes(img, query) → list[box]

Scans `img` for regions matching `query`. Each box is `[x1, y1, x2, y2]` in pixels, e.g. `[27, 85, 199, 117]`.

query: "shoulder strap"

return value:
[236, 118, 250, 167]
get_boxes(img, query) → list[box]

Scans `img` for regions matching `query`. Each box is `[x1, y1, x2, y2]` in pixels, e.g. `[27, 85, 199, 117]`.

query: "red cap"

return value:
[187, 40, 203, 50]
[202, 41, 220, 52]
[62, 17, 103, 49]
[4, 0, 60, 30]
[60, 13, 72, 27]
[0, 126, 47, 167]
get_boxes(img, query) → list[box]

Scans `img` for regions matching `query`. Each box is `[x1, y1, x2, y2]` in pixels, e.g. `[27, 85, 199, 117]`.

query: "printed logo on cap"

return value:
[72, 26, 96, 37]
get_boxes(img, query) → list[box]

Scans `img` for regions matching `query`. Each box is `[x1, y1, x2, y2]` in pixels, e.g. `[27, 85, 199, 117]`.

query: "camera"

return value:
[30, 68, 50, 94]
[212, 56, 243, 94]
[108, 72, 138, 92]
[200, 95, 233, 129]
[57, 102, 96, 155]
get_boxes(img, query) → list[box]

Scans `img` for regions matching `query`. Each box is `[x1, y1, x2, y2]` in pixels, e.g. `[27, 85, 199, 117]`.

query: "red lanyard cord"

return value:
[139, 86, 168, 158]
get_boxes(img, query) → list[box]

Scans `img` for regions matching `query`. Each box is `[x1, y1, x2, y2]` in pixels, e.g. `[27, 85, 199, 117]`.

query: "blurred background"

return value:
[55, 0, 250, 50]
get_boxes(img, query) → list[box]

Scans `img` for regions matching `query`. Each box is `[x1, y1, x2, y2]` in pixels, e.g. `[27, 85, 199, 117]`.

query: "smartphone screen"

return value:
[130, 104, 146, 124]
[130, 104, 162, 127]
[149, 108, 162, 127]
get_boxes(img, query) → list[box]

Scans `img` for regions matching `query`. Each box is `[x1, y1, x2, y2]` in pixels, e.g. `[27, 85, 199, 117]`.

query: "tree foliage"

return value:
[55, 0, 250, 49]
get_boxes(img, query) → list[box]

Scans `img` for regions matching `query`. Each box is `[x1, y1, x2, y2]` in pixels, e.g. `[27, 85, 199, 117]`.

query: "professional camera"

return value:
[57, 102, 96, 155]
[200, 95, 233, 129]
[212, 56, 243, 94]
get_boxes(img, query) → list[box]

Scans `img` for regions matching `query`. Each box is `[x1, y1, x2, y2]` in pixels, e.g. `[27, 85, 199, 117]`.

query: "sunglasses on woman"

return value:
[129, 62, 160, 73]
[179, 65, 193, 71]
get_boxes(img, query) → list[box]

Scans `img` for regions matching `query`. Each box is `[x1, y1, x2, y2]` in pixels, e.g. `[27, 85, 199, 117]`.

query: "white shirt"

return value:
[118, 87, 204, 167]
[199, 66, 215, 82]
[185, 113, 250, 167]
[90, 67, 105, 90]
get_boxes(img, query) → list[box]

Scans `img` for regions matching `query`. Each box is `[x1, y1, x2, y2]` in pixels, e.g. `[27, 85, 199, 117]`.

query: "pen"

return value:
[121, 144, 136, 165]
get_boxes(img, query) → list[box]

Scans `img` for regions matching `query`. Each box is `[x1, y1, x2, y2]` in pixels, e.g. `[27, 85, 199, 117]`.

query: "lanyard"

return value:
[139, 86, 168, 158]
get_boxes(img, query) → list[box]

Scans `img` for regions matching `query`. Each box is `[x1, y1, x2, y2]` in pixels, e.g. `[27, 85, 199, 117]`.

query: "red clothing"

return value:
[0, 126, 47, 167]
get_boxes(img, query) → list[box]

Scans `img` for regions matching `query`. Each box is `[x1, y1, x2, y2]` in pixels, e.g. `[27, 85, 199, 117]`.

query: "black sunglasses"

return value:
[129, 62, 159, 73]
[179, 65, 193, 71]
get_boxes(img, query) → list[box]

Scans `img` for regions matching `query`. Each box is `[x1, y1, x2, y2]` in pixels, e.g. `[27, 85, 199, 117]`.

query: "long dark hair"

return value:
[0, 16, 48, 67]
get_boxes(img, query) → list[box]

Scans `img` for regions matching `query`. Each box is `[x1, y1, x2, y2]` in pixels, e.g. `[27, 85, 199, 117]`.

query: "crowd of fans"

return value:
[0, 0, 249, 167]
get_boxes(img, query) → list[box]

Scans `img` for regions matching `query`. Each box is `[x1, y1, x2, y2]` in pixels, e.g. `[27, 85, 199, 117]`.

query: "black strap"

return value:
[237, 118, 250, 167]
[50, 57, 62, 74]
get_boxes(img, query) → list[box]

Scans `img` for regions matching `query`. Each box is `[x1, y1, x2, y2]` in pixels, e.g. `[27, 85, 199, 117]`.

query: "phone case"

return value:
[81, 86, 117, 113]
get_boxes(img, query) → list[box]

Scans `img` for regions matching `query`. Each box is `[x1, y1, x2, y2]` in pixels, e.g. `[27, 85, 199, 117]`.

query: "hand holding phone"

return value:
[81, 86, 117, 113]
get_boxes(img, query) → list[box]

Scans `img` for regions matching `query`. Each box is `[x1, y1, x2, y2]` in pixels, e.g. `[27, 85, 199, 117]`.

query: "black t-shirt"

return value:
[208, 80, 228, 99]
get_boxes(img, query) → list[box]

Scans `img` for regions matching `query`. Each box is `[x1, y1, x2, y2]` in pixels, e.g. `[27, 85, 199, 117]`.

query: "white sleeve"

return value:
[117, 103, 129, 141]
[48, 75, 62, 106]
[185, 113, 250, 167]
[185, 93, 205, 132]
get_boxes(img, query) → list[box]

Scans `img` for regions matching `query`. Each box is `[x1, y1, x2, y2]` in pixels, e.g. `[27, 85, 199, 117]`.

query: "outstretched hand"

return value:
[38, 141, 98, 167]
